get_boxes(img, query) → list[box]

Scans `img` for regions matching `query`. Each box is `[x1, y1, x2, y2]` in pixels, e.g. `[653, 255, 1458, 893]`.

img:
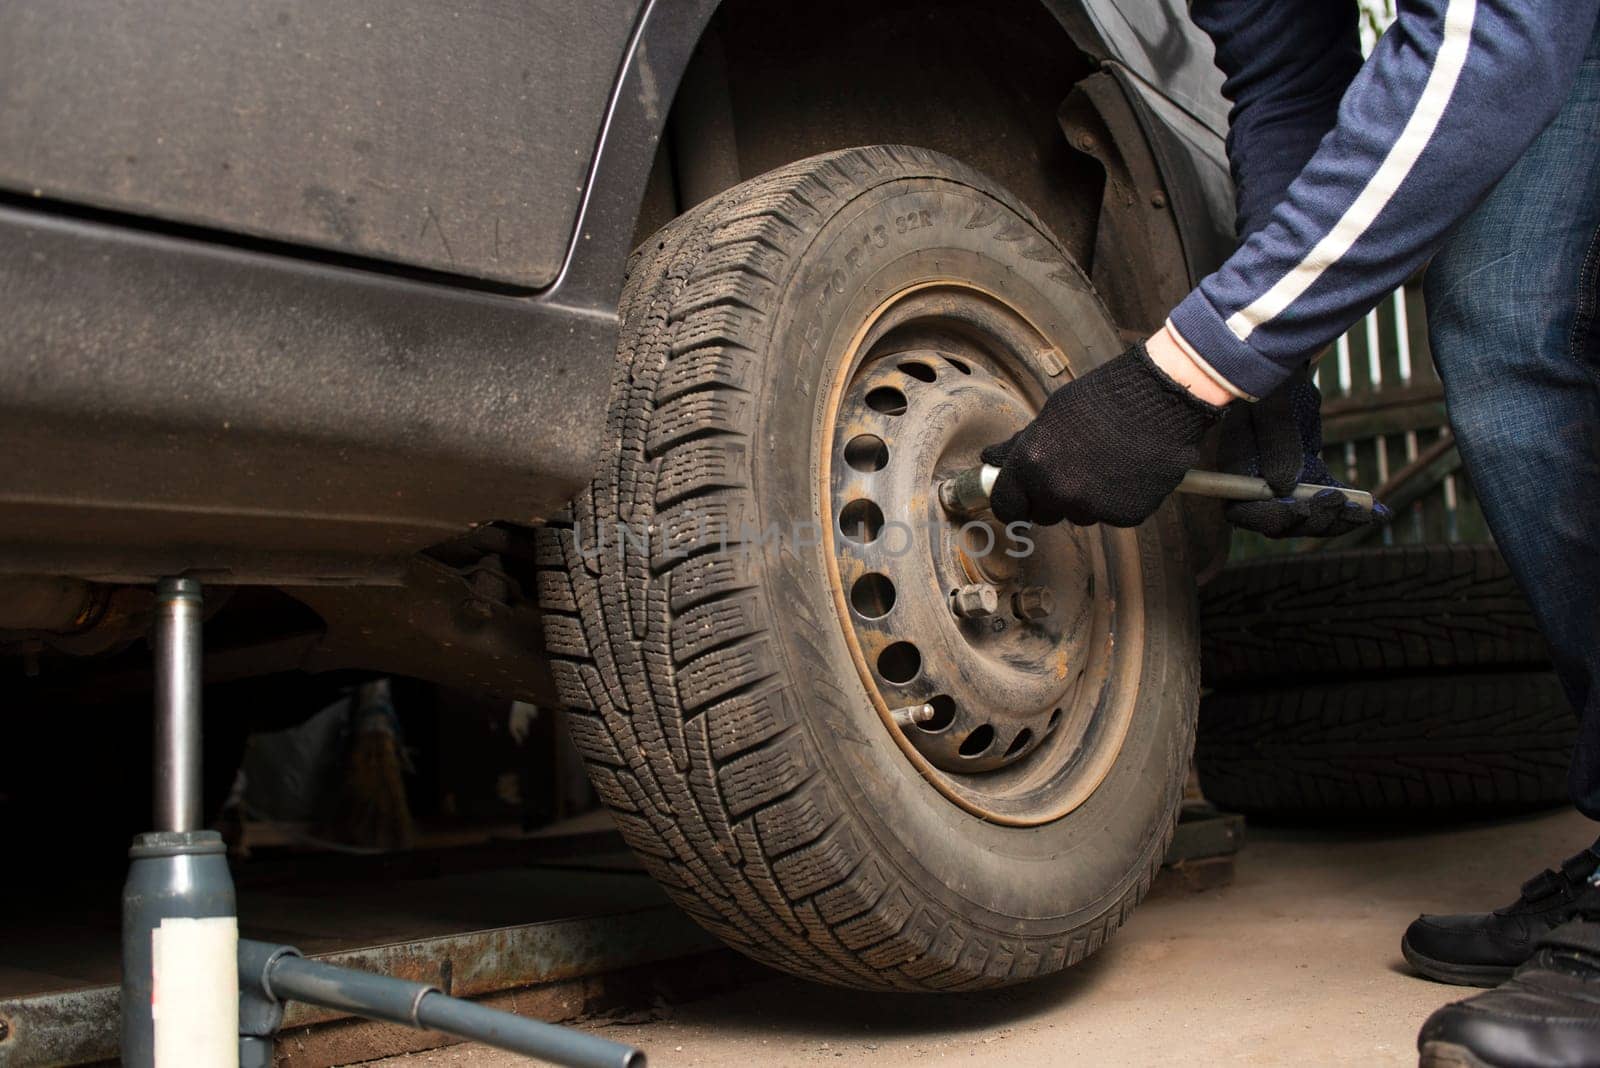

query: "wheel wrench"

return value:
[937, 464, 1375, 520]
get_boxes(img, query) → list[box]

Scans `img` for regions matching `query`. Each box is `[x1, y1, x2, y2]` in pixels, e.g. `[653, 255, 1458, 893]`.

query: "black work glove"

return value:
[1216, 367, 1391, 538]
[981, 341, 1225, 527]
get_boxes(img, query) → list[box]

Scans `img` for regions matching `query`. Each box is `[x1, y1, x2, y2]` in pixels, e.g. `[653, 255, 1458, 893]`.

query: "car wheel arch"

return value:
[632, 0, 1201, 324]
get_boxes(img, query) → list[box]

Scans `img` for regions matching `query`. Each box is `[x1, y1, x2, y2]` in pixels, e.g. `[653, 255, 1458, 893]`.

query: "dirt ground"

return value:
[370, 806, 1595, 1067]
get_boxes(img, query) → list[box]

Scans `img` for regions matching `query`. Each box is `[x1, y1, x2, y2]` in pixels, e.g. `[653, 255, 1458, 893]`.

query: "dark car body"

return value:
[0, 0, 1232, 695]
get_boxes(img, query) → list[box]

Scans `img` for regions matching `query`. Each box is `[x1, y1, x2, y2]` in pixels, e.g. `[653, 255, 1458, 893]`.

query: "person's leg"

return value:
[1424, 18, 1600, 819]
[1411, 25, 1600, 1062]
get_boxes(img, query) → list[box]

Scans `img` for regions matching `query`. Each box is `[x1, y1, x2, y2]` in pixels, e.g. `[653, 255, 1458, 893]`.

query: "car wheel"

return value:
[536, 146, 1199, 990]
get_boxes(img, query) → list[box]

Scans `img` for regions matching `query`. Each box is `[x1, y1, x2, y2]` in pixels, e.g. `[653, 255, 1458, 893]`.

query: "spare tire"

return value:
[1201, 544, 1549, 687]
[1196, 672, 1576, 816]
[1197, 545, 1573, 817]
[536, 147, 1200, 990]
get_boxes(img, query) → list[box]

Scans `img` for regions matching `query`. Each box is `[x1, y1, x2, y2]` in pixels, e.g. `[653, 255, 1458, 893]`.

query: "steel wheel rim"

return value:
[818, 280, 1147, 826]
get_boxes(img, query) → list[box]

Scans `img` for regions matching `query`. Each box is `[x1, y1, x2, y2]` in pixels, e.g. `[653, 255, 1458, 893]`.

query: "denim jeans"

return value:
[1424, 21, 1600, 818]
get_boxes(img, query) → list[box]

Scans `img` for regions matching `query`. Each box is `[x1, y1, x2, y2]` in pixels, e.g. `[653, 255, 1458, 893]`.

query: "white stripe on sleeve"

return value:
[1224, 0, 1478, 342]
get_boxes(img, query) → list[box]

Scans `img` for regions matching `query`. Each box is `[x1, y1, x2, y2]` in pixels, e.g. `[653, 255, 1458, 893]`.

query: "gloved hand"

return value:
[1216, 367, 1391, 538]
[981, 340, 1225, 527]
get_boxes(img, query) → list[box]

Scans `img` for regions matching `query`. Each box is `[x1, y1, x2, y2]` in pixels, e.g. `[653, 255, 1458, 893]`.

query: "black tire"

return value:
[1200, 545, 1549, 688]
[536, 146, 1199, 990]
[1196, 672, 1576, 816]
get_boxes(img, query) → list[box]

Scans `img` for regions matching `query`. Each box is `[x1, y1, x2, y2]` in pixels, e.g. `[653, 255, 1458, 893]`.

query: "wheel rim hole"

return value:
[921, 695, 956, 732]
[844, 434, 889, 473]
[897, 360, 937, 383]
[850, 573, 896, 619]
[865, 386, 908, 415]
[839, 499, 885, 543]
[959, 724, 996, 757]
[1049, 707, 1063, 730]
[877, 641, 922, 685]
[1004, 728, 1034, 757]
[943, 356, 972, 375]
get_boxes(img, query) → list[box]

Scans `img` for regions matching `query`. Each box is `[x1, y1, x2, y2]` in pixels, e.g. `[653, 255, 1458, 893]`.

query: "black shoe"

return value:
[1404, 842, 1600, 987]
[1417, 911, 1600, 1067]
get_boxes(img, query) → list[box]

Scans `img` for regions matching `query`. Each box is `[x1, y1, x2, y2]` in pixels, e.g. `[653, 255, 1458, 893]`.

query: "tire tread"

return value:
[1196, 672, 1575, 815]
[1200, 545, 1548, 687]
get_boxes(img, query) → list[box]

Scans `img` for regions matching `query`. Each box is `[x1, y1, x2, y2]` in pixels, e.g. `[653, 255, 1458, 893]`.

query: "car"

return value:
[0, 0, 1236, 990]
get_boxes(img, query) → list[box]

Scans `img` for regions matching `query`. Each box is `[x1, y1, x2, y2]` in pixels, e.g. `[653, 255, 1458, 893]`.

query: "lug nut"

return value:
[892, 703, 937, 729]
[949, 582, 999, 619]
[938, 465, 999, 519]
[1012, 586, 1054, 622]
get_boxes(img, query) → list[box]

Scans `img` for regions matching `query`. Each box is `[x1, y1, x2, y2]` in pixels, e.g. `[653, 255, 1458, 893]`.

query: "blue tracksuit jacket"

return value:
[1170, 0, 1600, 401]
